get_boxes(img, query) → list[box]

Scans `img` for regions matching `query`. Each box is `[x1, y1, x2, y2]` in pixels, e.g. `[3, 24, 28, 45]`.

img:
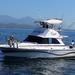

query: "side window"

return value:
[52, 38, 60, 44]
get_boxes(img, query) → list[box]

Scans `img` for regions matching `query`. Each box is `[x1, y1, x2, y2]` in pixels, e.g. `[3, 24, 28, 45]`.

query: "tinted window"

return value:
[24, 36, 60, 44]
[24, 35, 49, 44]
[52, 38, 60, 44]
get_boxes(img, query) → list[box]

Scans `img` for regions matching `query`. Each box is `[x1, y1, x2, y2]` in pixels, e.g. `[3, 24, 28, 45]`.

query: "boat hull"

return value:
[1, 47, 75, 58]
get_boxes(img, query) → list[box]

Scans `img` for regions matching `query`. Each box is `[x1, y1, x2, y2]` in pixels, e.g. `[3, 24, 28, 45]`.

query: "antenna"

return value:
[59, 14, 64, 30]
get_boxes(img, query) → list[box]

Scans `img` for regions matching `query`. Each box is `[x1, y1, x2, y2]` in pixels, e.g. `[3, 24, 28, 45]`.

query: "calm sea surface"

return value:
[0, 28, 75, 75]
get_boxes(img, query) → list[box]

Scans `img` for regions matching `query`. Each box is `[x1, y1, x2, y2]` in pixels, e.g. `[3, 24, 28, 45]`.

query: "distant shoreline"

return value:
[0, 28, 75, 31]
[0, 27, 35, 29]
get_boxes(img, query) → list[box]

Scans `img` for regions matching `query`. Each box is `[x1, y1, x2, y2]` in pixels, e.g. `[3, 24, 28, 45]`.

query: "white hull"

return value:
[1, 47, 75, 58]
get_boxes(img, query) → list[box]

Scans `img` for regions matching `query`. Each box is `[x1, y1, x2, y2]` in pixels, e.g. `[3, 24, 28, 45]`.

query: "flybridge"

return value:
[35, 18, 63, 29]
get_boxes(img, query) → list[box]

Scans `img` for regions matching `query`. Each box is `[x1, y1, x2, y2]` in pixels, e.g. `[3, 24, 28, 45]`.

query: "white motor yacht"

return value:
[0, 18, 75, 58]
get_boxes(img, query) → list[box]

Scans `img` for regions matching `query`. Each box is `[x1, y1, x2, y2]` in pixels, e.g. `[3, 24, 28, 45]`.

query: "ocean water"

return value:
[0, 28, 75, 75]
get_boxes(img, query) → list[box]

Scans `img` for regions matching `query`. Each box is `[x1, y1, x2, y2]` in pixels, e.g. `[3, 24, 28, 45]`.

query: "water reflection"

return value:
[0, 57, 74, 75]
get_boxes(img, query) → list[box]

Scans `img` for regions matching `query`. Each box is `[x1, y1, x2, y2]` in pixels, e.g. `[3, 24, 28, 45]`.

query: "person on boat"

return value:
[69, 40, 75, 48]
[71, 40, 75, 46]
[7, 38, 12, 47]
[7, 35, 15, 47]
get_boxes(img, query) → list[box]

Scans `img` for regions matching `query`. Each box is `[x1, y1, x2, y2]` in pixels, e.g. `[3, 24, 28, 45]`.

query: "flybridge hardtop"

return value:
[35, 18, 63, 25]
[42, 18, 63, 25]
[0, 18, 75, 58]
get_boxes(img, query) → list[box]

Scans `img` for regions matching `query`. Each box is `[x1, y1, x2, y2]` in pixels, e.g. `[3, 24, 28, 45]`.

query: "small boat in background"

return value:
[0, 18, 75, 58]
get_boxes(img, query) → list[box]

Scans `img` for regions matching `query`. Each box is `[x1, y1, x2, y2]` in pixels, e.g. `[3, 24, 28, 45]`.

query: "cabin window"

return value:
[24, 35, 60, 44]
[49, 38, 60, 44]
[24, 35, 49, 44]
[52, 38, 60, 44]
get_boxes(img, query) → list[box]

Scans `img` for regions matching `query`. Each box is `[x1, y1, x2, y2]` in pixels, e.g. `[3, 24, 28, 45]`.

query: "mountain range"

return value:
[0, 15, 75, 30]
[0, 15, 37, 28]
